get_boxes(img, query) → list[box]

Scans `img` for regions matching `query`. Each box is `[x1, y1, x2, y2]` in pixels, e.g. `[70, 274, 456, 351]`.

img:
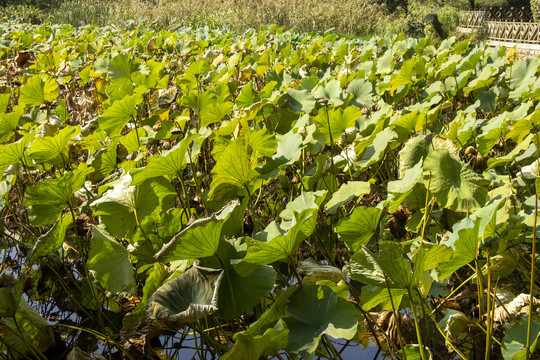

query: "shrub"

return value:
[532, 0, 540, 22]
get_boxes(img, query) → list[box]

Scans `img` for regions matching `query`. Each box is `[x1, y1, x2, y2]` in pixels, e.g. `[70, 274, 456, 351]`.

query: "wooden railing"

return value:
[488, 21, 540, 44]
[460, 7, 533, 27]
[459, 11, 485, 28]
[485, 7, 533, 22]
[459, 6, 540, 45]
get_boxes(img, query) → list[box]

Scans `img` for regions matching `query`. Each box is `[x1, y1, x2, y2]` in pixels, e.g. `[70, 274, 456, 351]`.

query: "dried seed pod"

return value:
[464, 145, 477, 158]
[474, 153, 487, 172]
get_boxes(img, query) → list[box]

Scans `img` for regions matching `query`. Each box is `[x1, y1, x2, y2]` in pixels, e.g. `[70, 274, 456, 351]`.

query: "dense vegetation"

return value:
[0, 0, 529, 39]
[0, 13, 539, 360]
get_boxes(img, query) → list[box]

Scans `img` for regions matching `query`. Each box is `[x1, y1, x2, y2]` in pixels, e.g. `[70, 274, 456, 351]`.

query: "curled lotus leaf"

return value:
[424, 149, 488, 213]
[398, 135, 458, 178]
[146, 266, 223, 326]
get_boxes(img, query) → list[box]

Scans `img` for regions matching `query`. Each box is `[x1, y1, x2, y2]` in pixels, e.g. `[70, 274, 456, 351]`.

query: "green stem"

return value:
[133, 206, 150, 242]
[526, 129, 540, 359]
[12, 316, 47, 360]
[420, 171, 432, 248]
[485, 250, 492, 360]
[384, 274, 407, 360]
[67, 202, 108, 335]
[288, 254, 303, 286]
[177, 174, 192, 219]
[407, 287, 427, 360]
[216, 255, 238, 316]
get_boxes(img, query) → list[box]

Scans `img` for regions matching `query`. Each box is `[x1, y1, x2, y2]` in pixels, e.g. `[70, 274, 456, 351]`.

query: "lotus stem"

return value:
[407, 287, 426, 360]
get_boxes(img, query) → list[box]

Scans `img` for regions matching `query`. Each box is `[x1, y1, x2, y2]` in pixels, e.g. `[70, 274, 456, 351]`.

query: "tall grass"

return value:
[49, 0, 402, 37]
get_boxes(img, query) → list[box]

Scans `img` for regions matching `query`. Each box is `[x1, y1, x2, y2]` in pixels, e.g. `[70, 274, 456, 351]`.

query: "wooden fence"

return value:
[488, 21, 540, 44]
[459, 7, 533, 27]
[459, 11, 485, 28]
[485, 7, 533, 22]
[458, 7, 540, 57]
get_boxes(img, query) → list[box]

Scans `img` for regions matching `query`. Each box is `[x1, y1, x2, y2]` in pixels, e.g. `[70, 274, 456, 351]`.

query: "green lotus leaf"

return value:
[284, 88, 316, 114]
[209, 138, 258, 200]
[0, 93, 10, 113]
[29, 125, 79, 165]
[0, 131, 34, 172]
[278, 190, 327, 233]
[0, 181, 9, 212]
[437, 217, 481, 280]
[375, 241, 414, 288]
[156, 216, 224, 262]
[91, 173, 176, 240]
[355, 127, 397, 170]
[241, 210, 314, 267]
[283, 285, 357, 358]
[1, 298, 53, 358]
[87, 226, 136, 294]
[240, 286, 296, 338]
[391, 110, 423, 139]
[424, 149, 488, 213]
[108, 53, 138, 80]
[130, 132, 202, 185]
[0, 277, 23, 318]
[464, 64, 496, 95]
[387, 160, 423, 211]
[221, 327, 288, 360]
[24, 163, 93, 226]
[258, 130, 303, 180]
[487, 133, 532, 169]
[398, 135, 458, 177]
[236, 82, 256, 108]
[389, 58, 416, 95]
[155, 201, 237, 262]
[325, 180, 371, 214]
[402, 345, 431, 360]
[438, 310, 469, 350]
[239, 191, 325, 269]
[0, 105, 24, 143]
[119, 127, 146, 154]
[501, 318, 540, 360]
[88, 140, 117, 182]
[506, 59, 539, 91]
[348, 241, 413, 289]
[131, 263, 169, 318]
[313, 106, 362, 146]
[476, 114, 505, 157]
[477, 89, 497, 113]
[106, 78, 135, 102]
[346, 78, 374, 108]
[389, 160, 423, 194]
[146, 266, 223, 326]
[436, 194, 505, 280]
[335, 206, 382, 251]
[18, 74, 58, 108]
[297, 261, 346, 284]
[360, 286, 407, 311]
[98, 91, 144, 136]
[27, 214, 73, 265]
[245, 128, 278, 158]
[312, 79, 344, 106]
[412, 244, 453, 294]
[377, 49, 394, 75]
[219, 265, 276, 319]
[200, 101, 233, 127]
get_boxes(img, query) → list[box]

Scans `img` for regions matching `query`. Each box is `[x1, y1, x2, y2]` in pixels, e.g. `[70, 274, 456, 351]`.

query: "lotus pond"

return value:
[0, 18, 539, 360]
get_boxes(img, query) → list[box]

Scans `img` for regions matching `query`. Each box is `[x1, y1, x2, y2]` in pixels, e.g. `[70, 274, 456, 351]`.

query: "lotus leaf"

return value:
[146, 266, 223, 325]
